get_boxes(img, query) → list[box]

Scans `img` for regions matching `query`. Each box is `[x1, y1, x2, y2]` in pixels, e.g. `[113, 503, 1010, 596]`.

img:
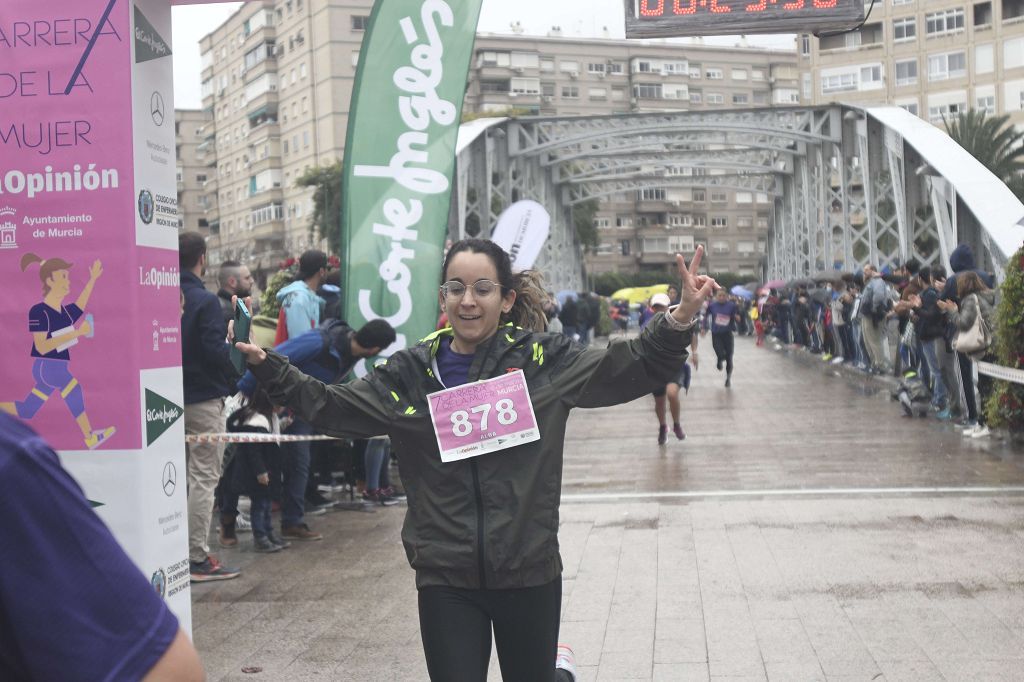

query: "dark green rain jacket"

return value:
[250, 313, 693, 589]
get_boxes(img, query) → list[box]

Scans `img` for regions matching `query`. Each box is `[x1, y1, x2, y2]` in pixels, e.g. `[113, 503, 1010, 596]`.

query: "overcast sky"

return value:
[172, 1, 796, 108]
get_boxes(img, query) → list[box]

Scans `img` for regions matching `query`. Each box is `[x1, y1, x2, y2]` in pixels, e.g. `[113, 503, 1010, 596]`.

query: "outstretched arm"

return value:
[75, 260, 103, 312]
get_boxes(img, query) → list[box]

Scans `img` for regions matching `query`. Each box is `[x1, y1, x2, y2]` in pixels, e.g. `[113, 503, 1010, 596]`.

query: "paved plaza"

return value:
[193, 336, 1024, 681]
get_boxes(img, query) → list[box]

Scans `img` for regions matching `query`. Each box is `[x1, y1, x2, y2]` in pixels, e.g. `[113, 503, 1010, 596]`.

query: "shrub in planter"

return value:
[985, 245, 1024, 436]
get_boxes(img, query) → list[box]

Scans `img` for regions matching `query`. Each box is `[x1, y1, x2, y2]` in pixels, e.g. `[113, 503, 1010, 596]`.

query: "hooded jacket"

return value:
[250, 314, 692, 590]
[942, 245, 995, 301]
[277, 280, 325, 339]
[238, 320, 355, 395]
[181, 271, 236, 404]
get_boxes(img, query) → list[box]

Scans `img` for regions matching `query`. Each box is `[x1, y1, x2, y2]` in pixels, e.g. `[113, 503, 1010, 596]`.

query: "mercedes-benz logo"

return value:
[150, 91, 165, 126]
[162, 461, 176, 496]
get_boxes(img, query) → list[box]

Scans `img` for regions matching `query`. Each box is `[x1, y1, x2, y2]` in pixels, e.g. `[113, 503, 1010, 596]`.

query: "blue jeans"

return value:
[251, 493, 273, 538]
[920, 339, 947, 408]
[365, 438, 391, 490]
[281, 417, 312, 527]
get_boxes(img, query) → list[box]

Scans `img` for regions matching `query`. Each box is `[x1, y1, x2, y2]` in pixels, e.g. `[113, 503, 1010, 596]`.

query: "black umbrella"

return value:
[807, 288, 832, 305]
[811, 269, 846, 284]
[786, 277, 815, 290]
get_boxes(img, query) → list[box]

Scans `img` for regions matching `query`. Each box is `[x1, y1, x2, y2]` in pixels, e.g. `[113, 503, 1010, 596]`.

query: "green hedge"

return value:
[985, 246, 1024, 434]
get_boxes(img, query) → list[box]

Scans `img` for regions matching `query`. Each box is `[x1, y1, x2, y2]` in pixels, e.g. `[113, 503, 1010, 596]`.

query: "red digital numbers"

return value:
[642, 0, 840, 16]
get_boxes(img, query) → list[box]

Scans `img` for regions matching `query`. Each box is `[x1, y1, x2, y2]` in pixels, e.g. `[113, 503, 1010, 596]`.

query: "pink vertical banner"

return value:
[1, 0, 191, 630]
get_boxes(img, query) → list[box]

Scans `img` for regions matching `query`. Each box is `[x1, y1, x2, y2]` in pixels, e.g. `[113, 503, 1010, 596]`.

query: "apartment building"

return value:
[185, 0, 798, 280]
[802, 0, 1024, 126]
[195, 0, 368, 274]
[175, 109, 210, 232]
[468, 33, 801, 277]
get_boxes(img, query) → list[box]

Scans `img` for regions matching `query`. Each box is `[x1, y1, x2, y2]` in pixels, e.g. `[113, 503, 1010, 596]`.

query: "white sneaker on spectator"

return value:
[235, 511, 252, 533]
[970, 425, 991, 439]
[555, 644, 577, 682]
[962, 425, 980, 437]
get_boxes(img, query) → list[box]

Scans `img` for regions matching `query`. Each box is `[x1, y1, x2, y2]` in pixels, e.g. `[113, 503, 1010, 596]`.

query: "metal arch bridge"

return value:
[451, 105, 1024, 292]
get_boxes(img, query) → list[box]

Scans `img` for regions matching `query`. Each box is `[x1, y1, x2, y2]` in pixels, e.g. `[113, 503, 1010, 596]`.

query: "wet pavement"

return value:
[192, 335, 1024, 681]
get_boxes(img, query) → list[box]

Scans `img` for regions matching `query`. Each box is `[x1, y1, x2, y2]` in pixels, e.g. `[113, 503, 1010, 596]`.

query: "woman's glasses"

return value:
[440, 280, 503, 300]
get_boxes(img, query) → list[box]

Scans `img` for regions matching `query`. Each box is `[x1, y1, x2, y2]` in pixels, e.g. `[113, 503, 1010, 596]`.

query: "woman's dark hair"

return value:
[918, 266, 932, 286]
[228, 388, 276, 431]
[440, 238, 549, 331]
[957, 270, 990, 299]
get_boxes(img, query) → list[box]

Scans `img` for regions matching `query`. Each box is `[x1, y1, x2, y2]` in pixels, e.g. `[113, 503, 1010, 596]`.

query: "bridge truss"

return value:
[452, 105, 1023, 291]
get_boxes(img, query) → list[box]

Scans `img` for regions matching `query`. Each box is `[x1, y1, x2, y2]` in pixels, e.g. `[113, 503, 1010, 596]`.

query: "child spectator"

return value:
[221, 389, 289, 552]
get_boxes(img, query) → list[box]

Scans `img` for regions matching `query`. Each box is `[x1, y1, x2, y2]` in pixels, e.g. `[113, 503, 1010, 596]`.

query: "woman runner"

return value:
[232, 239, 714, 681]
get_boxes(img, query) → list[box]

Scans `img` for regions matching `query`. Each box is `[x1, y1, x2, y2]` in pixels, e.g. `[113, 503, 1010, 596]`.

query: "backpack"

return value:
[273, 307, 289, 345]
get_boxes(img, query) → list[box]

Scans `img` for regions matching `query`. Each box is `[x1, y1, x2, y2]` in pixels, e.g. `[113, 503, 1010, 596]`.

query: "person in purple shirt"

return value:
[0, 412, 204, 681]
[702, 289, 739, 387]
[1, 253, 114, 450]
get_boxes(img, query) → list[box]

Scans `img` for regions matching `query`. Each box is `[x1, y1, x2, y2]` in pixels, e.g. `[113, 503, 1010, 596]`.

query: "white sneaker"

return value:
[235, 511, 252, 532]
[970, 425, 991, 439]
[555, 644, 577, 682]
[961, 425, 979, 437]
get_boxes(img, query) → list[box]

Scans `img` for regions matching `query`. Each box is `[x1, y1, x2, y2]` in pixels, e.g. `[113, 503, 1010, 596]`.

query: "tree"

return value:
[943, 109, 1024, 201]
[295, 161, 343, 254]
[573, 199, 600, 249]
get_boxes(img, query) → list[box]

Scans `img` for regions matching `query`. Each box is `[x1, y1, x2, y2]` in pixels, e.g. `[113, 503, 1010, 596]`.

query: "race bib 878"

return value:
[427, 371, 541, 463]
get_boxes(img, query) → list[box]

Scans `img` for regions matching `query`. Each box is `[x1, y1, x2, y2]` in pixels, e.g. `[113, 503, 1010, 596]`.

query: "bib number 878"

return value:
[451, 399, 518, 437]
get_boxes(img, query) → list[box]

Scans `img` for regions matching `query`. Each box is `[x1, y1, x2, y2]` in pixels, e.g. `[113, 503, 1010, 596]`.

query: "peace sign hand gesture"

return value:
[671, 245, 718, 325]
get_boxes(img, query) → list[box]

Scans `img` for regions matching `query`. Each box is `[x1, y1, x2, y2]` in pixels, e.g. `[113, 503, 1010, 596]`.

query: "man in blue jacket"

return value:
[237, 318, 396, 541]
[180, 231, 241, 582]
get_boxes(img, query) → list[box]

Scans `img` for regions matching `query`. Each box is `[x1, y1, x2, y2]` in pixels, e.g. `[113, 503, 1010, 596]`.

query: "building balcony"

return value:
[250, 219, 285, 242]
[243, 24, 276, 47]
[243, 57, 277, 82]
[246, 91, 279, 117]
[244, 154, 282, 176]
[637, 251, 677, 266]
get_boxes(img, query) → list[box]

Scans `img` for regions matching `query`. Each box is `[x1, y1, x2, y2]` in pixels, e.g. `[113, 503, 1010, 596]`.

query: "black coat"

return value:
[222, 414, 282, 499]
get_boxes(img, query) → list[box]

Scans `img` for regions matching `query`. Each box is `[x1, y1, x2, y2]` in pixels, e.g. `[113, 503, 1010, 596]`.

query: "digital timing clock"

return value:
[624, 0, 866, 38]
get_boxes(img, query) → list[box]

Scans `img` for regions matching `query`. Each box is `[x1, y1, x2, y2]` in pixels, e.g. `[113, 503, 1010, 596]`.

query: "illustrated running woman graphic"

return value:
[0, 253, 116, 450]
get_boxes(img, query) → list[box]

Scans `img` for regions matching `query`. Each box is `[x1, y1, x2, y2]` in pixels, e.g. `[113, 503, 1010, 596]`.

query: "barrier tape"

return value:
[977, 361, 1024, 385]
[185, 433, 341, 444]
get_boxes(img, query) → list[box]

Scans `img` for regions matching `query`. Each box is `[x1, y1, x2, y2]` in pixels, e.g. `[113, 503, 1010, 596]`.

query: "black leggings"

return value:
[418, 579, 561, 682]
[712, 331, 735, 374]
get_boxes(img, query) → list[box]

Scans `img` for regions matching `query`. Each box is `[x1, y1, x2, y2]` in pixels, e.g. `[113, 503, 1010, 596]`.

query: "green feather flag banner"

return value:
[341, 0, 484, 377]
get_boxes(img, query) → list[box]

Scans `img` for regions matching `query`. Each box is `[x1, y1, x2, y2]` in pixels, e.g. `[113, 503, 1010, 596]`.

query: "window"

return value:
[925, 9, 965, 35]
[479, 51, 510, 67]
[737, 217, 753, 229]
[692, 190, 706, 203]
[588, 88, 607, 100]
[711, 217, 728, 229]
[561, 85, 579, 99]
[977, 94, 995, 114]
[633, 60, 655, 73]
[620, 240, 631, 256]
[510, 52, 539, 69]
[860, 65, 883, 87]
[587, 63, 605, 74]
[510, 78, 540, 94]
[705, 68, 723, 79]
[710, 191, 728, 203]
[615, 215, 633, 227]
[731, 69, 748, 80]
[928, 102, 965, 123]
[895, 60, 918, 86]
[559, 60, 579, 73]
[480, 80, 510, 94]
[898, 101, 919, 116]
[351, 15, 368, 31]
[539, 57, 554, 72]
[893, 17, 916, 41]
[541, 82, 556, 97]
[633, 83, 662, 99]
[594, 217, 611, 229]
[751, 69, 766, 81]
[611, 87, 626, 101]
[663, 61, 688, 74]
[300, 62, 307, 79]
[735, 192, 753, 204]
[690, 91, 702, 104]
[974, 2, 993, 27]
[821, 72, 857, 93]
[706, 93, 724, 104]
[800, 35, 811, 56]
[608, 62, 625, 75]
[732, 93, 749, 104]
[977, 44, 995, 73]
[637, 188, 666, 201]
[928, 51, 967, 81]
